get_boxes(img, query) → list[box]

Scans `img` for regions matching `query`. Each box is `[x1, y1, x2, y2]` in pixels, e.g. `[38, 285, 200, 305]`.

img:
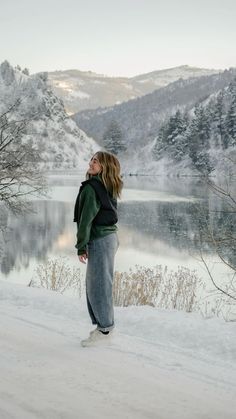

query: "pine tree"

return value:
[0, 61, 15, 86]
[102, 120, 126, 155]
[153, 78, 236, 172]
[188, 104, 212, 173]
[168, 111, 189, 161]
[213, 92, 227, 148]
[225, 80, 236, 147]
[22, 68, 29, 76]
[153, 111, 189, 161]
[152, 126, 166, 160]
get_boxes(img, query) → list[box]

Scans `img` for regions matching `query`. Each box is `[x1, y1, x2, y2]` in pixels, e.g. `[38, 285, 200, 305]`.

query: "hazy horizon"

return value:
[0, 0, 235, 77]
[44, 63, 230, 78]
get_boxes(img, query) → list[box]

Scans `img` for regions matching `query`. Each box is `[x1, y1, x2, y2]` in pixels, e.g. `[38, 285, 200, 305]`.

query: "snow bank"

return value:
[0, 280, 236, 419]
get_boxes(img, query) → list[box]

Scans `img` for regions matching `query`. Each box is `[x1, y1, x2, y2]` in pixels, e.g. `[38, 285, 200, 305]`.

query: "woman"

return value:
[74, 151, 123, 347]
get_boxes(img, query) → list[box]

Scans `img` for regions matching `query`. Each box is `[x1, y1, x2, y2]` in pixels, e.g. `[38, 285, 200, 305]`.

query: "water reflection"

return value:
[0, 201, 68, 276]
[119, 197, 236, 258]
[0, 176, 235, 281]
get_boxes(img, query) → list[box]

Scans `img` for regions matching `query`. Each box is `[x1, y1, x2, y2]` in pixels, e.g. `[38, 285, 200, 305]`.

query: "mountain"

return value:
[73, 69, 236, 148]
[47, 65, 219, 114]
[0, 61, 98, 170]
[151, 76, 236, 174]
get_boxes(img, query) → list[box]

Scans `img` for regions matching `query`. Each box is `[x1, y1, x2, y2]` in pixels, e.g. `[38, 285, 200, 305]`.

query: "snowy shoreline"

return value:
[1, 280, 236, 419]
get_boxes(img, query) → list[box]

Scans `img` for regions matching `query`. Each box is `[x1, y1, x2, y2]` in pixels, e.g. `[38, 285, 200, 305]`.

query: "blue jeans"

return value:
[85, 233, 119, 332]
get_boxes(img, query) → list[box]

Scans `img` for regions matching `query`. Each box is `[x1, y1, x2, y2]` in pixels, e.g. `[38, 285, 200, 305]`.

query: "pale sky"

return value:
[0, 0, 235, 77]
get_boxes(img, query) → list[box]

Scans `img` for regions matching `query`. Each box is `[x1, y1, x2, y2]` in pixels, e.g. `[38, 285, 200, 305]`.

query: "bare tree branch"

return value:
[206, 177, 236, 207]
[198, 165, 236, 303]
[0, 102, 47, 214]
[199, 251, 236, 301]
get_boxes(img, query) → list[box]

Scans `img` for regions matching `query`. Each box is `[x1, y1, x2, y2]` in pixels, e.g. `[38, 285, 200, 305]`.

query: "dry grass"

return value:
[29, 258, 235, 319]
[30, 258, 202, 313]
[29, 257, 84, 297]
[113, 265, 201, 312]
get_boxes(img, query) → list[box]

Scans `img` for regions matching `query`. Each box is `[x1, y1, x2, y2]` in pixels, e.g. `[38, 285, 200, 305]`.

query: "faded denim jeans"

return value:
[85, 233, 119, 332]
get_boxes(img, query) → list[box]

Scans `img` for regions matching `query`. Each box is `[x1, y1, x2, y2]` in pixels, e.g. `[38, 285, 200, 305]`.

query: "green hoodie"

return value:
[75, 177, 117, 255]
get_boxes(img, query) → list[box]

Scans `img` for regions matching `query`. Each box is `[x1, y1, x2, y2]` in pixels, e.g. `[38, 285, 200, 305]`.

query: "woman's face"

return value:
[88, 155, 102, 175]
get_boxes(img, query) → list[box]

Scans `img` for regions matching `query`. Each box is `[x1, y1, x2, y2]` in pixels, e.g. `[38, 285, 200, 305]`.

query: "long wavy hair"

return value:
[88, 151, 123, 198]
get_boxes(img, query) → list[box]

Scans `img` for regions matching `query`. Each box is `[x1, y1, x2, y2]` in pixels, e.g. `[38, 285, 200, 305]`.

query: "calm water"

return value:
[0, 174, 235, 290]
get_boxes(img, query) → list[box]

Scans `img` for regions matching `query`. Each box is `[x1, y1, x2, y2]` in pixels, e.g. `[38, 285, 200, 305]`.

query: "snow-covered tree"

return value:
[102, 120, 126, 155]
[152, 79, 236, 173]
[0, 61, 15, 86]
[225, 80, 236, 147]
[210, 92, 227, 148]
[153, 110, 189, 161]
[22, 68, 29, 76]
[187, 104, 212, 173]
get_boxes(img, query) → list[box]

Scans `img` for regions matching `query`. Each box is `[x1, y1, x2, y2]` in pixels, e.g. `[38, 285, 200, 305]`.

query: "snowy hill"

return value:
[73, 69, 236, 150]
[0, 279, 236, 419]
[0, 61, 98, 170]
[48, 65, 218, 114]
[151, 78, 236, 174]
[72, 69, 236, 174]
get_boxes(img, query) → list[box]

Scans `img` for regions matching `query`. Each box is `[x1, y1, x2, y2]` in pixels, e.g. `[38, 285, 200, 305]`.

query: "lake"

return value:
[0, 173, 235, 299]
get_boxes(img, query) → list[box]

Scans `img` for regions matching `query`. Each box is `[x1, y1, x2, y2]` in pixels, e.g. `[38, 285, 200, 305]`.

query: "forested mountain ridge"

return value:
[0, 61, 97, 169]
[152, 76, 236, 174]
[73, 69, 236, 153]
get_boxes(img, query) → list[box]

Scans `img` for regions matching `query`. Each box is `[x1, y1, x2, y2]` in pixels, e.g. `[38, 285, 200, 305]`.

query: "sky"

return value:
[0, 0, 235, 77]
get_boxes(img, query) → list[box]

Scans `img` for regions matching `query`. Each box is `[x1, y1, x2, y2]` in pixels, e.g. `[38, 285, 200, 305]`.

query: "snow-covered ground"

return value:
[0, 280, 236, 419]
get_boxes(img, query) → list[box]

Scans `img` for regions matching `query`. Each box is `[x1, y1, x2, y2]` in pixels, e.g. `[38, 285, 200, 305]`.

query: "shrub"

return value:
[113, 265, 201, 312]
[29, 257, 83, 296]
[30, 259, 202, 313]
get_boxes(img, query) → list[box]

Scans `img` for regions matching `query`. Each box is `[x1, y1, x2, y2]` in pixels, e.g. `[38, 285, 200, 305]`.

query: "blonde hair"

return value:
[88, 151, 123, 198]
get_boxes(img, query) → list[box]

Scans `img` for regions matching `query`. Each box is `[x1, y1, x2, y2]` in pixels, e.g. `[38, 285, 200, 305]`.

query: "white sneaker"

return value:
[89, 328, 98, 336]
[81, 329, 113, 347]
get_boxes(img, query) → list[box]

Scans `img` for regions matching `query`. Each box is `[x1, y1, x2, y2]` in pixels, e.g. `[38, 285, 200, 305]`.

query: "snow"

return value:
[69, 90, 90, 99]
[0, 279, 236, 419]
[55, 81, 73, 90]
[134, 66, 219, 87]
[0, 61, 99, 169]
[121, 83, 133, 90]
[92, 80, 106, 85]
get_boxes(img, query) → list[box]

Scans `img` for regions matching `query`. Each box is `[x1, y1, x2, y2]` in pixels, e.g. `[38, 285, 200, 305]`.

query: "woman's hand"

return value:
[78, 253, 87, 264]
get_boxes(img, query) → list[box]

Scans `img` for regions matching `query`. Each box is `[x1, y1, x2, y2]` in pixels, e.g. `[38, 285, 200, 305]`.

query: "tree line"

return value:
[152, 78, 236, 173]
